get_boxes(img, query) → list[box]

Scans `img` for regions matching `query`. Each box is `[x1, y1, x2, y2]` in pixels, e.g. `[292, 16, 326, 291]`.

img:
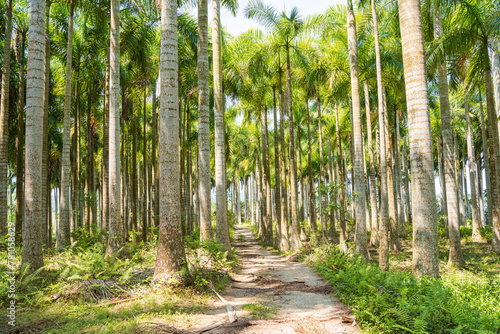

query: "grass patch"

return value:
[242, 303, 277, 319]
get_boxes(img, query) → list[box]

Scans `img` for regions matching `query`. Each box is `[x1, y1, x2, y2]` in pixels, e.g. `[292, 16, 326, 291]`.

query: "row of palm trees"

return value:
[0, 0, 499, 279]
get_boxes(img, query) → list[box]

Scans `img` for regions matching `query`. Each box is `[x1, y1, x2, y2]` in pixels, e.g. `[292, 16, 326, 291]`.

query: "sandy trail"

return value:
[191, 225, 359, 334]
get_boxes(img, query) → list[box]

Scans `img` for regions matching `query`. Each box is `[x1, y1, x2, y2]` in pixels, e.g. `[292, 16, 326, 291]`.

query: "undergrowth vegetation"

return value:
[0, 221, 238, 333]
[305, 245, 500, 334]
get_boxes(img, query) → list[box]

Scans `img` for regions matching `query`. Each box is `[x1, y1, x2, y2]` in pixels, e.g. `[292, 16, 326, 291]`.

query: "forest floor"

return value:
[1, 225, 358, 334]
[185, 225, 359, 333]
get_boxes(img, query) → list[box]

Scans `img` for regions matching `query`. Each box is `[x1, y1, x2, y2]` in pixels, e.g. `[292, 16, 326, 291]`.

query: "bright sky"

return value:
[185, 0, 345, 37]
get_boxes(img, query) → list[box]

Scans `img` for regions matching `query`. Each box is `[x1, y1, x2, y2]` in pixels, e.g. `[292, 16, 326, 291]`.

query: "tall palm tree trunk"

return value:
[42, 1, 52, 245]
[478, 95, 492, 225]
[434, 2, 464, 265]
[371, 0, 389, 270]
[102, 46, 110, 233]
[484, 65, 500, 252]
[465, 99, 482, 241]
[347, 2, 368, 259]
[272, 87, 281, 246]
[318, 94, 328, 238]
[143, 90, 148, 242]
[386, 103, 402, 251]
[335, 105, 347, 251]
[306, 101, 317, 234]
[198, 0, 212, 242]
[278, 67, 290, 251]
[213, 0, 230, 252]
[364, 82, 379, 246]
[0, 0, 13, 236]
[261, 108, 273, 245]
[491, 42, 500, 145]
[131, 110, 138, 232]
[15, 29, 26, 243]
[22, 0, 46, 272]
[154, 0, 186, 278]
[105, 0, 124, 259]
[286, 48, 301, 251]
[399, 0, 439, 277]
[57, 0, 74, 247]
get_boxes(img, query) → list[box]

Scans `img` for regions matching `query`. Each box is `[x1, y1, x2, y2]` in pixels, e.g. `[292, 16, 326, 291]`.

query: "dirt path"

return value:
[191, 225, 359, 334]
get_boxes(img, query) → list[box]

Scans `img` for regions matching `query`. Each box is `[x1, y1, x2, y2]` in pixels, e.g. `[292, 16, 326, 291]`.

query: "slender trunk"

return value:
[403, 135, 412, 226]
[347, 3, 368, 259]
[261, 108, 272, 245]
[328, 140, 337, 236]
[131, 109, 138, 232]
[372, 0, 389, 269]
[272, 86, 281, 246]
[186, 106, 193, 234]
[491, 41, 500, 147]
[154, 0, 186, 278]
[152, 84, 159, 228]
[286, 47, 301, 251]
[434, 2, 464, 264]
[142, 90, 148, 242]
[484, 64, 500, 252]
[364, 82, 379, 246]
[399, 0, 439, 277]
[102, 45, 110, 233]
[22, 0, 46, 272]
[198, 0, 212, 242]
[0, 0, 12, 236]
[213, 0, 230, 251]
[386, 102, 401, 251]
[478, 94, 492, 225]
[15, 30, 26, 243]
[394, 111, 405, 236]
[57, 0, 74, 247]
[278, 65, 289, 251]
[317, 94, 328, 238]
[307, 101, 317, 234]
[105, 0, 124, 259]
[335, 105, 347, 251]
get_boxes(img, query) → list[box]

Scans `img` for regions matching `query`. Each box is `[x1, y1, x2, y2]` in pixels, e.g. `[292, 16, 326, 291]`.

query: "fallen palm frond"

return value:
[51, 279, 126, 302]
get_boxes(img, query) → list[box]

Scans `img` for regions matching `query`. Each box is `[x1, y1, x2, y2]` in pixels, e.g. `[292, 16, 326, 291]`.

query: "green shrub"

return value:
[306, 245, 500, 333]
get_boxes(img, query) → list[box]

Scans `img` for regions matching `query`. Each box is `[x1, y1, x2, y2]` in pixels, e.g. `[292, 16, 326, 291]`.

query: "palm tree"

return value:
[346, 0, 368, 260]
[364, 81, 379, 246]
[0, 0, 12, 237]
[398, 0, 439, 277]
[464, 99, 483, 241]
[197, 0, 212, 242]
[105, 0, 124, 260]
[213, 0, 231, 252]
[22, 0, 46, 272]
[14, 21, 28, 243]
[245, 0, 310, 251]
[57, 0, 75, 248]
[154, 0, 186, 279]
[446, 0, 500, 252]
[433, 0, 464, 266]
[370, 0, 390, 271]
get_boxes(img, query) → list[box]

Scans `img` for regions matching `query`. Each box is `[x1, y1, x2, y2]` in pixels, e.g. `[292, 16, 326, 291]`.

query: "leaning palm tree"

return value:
[398, 0, 439, 277]
[105, 0, 124, 260]
[22, 0, 46, 272]
[0, 0, 13, 237]
[57, 0, 75, 248]
[153, 0, 186, 279]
